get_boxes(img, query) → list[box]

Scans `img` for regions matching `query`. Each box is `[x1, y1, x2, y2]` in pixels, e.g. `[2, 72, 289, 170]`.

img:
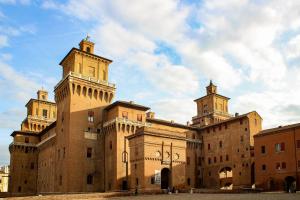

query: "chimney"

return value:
[146, 111, 155, 119]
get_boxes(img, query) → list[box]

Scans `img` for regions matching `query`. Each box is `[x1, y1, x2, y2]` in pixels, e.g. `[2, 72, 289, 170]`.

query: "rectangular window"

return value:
[79, 63, 83, 73]
[137, 114, 142, 122]
[281, 162, 286, 169]
[262, 164, 266, 171]
[276, 162, 281, 170]
[58, 149, 60, 160]
[226, 155, 229, 161]
[87, 175, 93, 185]
[59, 175, 62, 186]
[240, 119, 243, 124]
[25, 137, 29, 143]
[298, 160, 300, 168]
[261, 146, 266, 154]
[281, 142, 285, 151]
[275, 143, 285, 152]
[208, 158, 211, 164]
[135, 146, 138, 156]
[30, 162, 34, 170]
[208, 143, 211, 150]
[42, 109, 48, 118]
[214, 157, 217, 163]
[136, 178, 139, 186]
[187, 157, 190, 165]
[122, 111, 128, 119]
[110, 141, 112, 150]
[103, 70, 106, 81]
[151, 177, 155, 184]
[220, 156, 223, 162]
[88, 66, 95, 77]
[240, 136, 244, 142]
[198, 157, 201, 166]
[297, 140, 300, 148]
[87, 147, 92, 158]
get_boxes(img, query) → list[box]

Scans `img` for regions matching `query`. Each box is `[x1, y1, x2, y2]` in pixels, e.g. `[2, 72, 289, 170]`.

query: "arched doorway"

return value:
[219, 167, 233, 190]
[161, 168, 170, 189]
[285, 176, 296, 193]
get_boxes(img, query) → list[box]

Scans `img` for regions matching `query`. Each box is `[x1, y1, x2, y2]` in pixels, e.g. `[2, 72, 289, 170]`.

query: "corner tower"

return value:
[192, 81, 232, 127]
[54, 37, 115, 192]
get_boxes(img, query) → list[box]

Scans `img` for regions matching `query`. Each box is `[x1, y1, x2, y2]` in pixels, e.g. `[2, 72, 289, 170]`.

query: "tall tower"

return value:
[192, 81, 232, 127]
[54, 37, 115, 192]
[21, 89, 56, 132]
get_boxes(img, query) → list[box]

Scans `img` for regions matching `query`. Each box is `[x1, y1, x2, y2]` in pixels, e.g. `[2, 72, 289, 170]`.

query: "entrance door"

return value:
[161, 168, 170, 189]
[285, 176, 296, 192]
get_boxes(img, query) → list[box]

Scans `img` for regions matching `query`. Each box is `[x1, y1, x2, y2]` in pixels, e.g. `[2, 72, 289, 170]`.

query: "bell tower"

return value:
[192, 81, 232, 127]
[79, 35, 94, 54]
[54, 37, 115, 192]
[206, 80, 217, 95]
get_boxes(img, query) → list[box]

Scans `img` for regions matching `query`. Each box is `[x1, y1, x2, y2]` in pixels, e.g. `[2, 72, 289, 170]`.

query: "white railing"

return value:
[192, 111, 233, 119]
[9, 142, 37, 148]
[27, 115, 55, 122]
[55, 71, 116, 89]
[103, 117, 152, 127]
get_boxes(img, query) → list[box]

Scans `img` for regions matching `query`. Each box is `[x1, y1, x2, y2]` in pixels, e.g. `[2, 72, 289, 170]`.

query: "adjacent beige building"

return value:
[0, 165, 9, 192]
[9, 38, 264, 194]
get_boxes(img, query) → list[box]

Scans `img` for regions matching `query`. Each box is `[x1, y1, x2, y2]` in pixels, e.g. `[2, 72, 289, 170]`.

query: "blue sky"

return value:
[1, 0, 300, 165]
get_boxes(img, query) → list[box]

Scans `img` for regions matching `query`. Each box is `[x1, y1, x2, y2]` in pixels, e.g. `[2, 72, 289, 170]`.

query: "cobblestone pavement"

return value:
[3, 193, 300, 200]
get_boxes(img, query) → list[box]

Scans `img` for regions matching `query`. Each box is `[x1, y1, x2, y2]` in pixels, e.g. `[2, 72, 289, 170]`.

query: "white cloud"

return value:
[151, 98, 196, 124]
[0, 108, 25, 129]
[0, 35, 8, 47]
[41, 0, 300, 128]
[285, 34, 300, 59]
[0, 59, 56, 102]
[0, 0, 30, 5]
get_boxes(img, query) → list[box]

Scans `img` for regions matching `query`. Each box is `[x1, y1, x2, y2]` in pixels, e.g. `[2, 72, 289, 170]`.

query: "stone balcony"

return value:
[9, 142, 37, 148]
[192, 111, 233, 120]
[103, 117, 152, 128]
[55, 71, 116, 89]
[27, 115, 56, 122]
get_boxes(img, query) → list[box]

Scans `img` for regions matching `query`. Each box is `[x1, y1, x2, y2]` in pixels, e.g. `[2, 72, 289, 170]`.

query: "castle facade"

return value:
[9, 38, 263, 194]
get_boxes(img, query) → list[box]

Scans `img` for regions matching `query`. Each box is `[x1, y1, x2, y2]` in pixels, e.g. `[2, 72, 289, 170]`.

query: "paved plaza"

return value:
[111, 193, 300, 200]
[2, 193, 300, 200]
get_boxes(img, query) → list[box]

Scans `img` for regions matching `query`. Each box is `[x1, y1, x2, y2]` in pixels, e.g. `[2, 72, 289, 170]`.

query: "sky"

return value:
[1, 0, 300, 165]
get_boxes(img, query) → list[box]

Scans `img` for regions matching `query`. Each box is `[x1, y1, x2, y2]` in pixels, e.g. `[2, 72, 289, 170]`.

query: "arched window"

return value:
[86, 47, 91, 53]
[87, 174, 93, 184]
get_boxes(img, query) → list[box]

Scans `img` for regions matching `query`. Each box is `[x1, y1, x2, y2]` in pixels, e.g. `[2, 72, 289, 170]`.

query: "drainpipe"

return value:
[293, 128, 298, 190]
[123, 136, 128, 190]
[170, 142, 173, 189]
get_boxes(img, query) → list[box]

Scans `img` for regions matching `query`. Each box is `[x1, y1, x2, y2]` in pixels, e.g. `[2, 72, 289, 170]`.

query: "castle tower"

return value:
[10, 89, 56, 194]
[54, 37, 115, 192]
[21, 89, 56, 132]
[192, 81, 232, 127]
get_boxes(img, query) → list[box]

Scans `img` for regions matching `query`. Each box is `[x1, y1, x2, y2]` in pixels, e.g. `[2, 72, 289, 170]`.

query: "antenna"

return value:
[86, 34, 90, 41]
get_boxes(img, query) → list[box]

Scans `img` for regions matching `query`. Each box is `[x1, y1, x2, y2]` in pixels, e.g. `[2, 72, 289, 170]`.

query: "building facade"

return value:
[0, 165, 9, 192]
[9, 38, 265, 194]
[254, 123, 300, 192]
